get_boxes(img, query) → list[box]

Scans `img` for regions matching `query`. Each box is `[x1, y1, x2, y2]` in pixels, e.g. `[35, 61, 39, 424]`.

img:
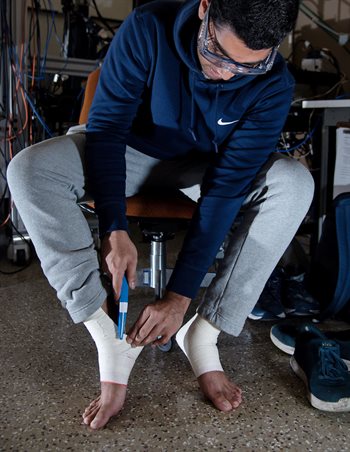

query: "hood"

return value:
[173, 0, 258, 90]
[173, 0, 262, 148]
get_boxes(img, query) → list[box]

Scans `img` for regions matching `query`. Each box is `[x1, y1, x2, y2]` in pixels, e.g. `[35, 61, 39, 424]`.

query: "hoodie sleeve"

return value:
[85, 10, 152, 236]
[167, 81, 294, 299]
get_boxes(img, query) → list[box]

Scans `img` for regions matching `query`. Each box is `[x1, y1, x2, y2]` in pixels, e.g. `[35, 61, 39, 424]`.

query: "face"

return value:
[197, 0, 273, 81]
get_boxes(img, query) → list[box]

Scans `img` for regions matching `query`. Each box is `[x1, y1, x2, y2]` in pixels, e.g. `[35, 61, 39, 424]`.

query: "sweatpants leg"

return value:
[197, 153, 315, 336]
[7, 139, 206, 323]
[124, 147, 208, 198]
[7, 134, 107, 323]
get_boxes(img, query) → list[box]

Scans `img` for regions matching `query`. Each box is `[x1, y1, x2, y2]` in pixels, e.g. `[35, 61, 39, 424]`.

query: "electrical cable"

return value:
[291, 74, 349, 107]
[47, 0, 65, 51]
[0, 1, 12, 232]
[0, 0, 54, 271]
[300, 3, 349, 46]
[277, 107, 321, 159]
[34, 0, 42, 79]
[7, 39, 53, 138]
[278, 125, 318, 153]
[91, 0, 116, 36]
[38, 0, 52, 77]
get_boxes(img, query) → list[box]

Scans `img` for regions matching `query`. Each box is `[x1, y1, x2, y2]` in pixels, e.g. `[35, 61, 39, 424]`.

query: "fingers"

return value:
[138, 327, 170, 347]
[125, 264, 137, 290]
[127, 293, 188, 348]
[112, 271, 124, 300]
[128, 324, 170, 347]
[100, 230, 138, 298]
[126, 310, 151, 346]
[126, 315, 160, 347]
[126, 304, 175, 347]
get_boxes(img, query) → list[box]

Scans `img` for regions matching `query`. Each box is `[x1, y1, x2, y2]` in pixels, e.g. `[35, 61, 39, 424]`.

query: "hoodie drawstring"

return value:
[188, 72, 198, 142]
[188, 75, 222, 154]
[212, 85, 220, 153]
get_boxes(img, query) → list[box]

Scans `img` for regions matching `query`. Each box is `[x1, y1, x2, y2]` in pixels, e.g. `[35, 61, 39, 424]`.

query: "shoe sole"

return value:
[285, 310, 320, 316]
[248, 313, 285, 321]
[290, 356, 350, 412]
[248, 313, 265, 320]
[270, 330, 295, 355]
[271, 329, 350, 369]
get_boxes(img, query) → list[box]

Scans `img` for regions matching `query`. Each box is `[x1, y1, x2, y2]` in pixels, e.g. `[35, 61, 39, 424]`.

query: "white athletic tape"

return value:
[84, 308, 143, 385]
[176, 314, 223, 378]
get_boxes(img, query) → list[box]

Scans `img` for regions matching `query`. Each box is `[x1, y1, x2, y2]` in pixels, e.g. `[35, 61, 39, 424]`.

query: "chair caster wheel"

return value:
[157, 337, 174, 352]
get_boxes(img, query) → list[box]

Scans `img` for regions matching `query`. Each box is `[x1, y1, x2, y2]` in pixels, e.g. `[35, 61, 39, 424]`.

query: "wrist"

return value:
[164, 290, 191, 311]
[105, 229, 128, 237]
[102, 230, 128, 242]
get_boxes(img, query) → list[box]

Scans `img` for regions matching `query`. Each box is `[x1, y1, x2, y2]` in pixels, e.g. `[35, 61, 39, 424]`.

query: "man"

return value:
[8, 0, 313, 430]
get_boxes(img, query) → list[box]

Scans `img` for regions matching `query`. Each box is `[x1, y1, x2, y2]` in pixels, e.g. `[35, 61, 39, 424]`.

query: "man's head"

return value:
[197, 0, 299, 80]
[209, 0, 300, 50]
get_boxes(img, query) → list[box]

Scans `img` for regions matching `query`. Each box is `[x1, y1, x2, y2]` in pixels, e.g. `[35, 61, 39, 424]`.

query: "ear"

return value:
[198, 0, 210, 20]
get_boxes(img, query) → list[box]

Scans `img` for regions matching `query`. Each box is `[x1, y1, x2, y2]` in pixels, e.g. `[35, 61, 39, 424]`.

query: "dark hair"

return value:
[210, 0, 300, 49]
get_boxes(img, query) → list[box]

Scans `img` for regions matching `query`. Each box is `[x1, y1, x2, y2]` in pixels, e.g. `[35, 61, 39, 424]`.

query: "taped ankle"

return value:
[84, 307, 143, 385]
[176, 314, 223, 378]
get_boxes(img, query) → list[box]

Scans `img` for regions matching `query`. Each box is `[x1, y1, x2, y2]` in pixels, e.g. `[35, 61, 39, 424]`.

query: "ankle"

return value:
[176, 314, 223, 378]
[84, 308, 143, 385]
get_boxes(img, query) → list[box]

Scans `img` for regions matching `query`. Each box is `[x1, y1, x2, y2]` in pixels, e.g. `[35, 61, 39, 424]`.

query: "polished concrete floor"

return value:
[1, 231, 350, 451]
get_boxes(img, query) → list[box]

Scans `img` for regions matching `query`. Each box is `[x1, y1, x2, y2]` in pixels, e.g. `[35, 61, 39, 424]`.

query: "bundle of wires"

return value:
[0, 0, 57, 272]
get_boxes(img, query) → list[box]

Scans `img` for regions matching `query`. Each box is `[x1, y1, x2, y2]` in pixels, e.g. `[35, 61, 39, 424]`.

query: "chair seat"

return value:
[127, 194, 196, 219]
[86, 193, 196, 220]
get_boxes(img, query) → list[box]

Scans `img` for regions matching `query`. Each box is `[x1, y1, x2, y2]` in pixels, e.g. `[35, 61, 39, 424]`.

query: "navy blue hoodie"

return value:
[86, 0, 295, 299]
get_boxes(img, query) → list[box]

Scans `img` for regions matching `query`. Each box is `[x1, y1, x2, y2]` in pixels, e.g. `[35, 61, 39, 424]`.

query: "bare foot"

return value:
[198, 371, 242, 412]
[82, 381, 127, 430]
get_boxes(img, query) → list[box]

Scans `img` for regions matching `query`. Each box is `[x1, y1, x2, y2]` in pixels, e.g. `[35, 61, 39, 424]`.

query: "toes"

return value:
[228, 392, 242, 409]
[211, 393, 233, 412]
[84, 396, 100, 412]
[210, 387, 242, 412]
[90, 407, 113, 430]
[83, 383, 127, 430]
[83, 404, 98, 418]
[198, 372, 243, 412]
[83, 406, 100, 425]
[83, 398, 100, 417]
[226, 384, 243, 409]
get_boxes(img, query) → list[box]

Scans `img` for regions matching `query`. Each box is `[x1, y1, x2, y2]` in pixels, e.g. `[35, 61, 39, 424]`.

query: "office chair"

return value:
[78, 68, 208, 301]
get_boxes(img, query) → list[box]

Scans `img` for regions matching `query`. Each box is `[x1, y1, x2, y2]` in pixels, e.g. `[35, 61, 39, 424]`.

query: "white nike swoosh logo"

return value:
[217, 118, 239, 126]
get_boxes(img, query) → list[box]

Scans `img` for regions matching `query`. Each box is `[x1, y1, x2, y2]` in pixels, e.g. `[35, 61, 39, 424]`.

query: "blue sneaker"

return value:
[249, 268, 286, 320]
[291, 332, 350, 411]
[270, 321, 350, 369]
[248, 305, 284, 320]
[283, 273, 320, 316]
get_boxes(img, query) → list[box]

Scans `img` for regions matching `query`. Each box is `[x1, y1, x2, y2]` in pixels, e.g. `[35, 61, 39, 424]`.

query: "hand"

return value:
[101, 230, 138, 299]
[126, 291, 191, 347]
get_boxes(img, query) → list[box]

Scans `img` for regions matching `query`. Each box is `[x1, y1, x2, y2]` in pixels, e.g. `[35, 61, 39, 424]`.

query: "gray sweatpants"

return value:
[7, 133, 314, 336]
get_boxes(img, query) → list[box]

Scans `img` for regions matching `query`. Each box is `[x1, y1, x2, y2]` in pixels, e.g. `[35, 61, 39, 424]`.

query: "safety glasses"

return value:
[197, 4, 279, 75]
